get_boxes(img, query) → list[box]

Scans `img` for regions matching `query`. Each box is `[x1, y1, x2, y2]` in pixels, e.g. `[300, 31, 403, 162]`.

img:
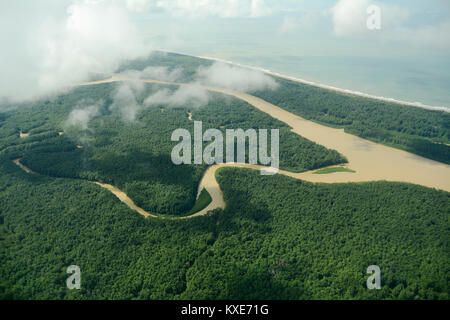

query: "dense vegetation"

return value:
[186, 188, 212, 216]
[0, 82, 344, 216]
[1, 52, 448, 300]
[180, 168, 449, 300]
[0, 158, 217, 299]
[251, 78, 450, 164]
[1, 161, 448, 299]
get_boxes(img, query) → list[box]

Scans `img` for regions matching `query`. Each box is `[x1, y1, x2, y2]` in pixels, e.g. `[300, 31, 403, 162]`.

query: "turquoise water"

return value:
[211, 54, 450, 109]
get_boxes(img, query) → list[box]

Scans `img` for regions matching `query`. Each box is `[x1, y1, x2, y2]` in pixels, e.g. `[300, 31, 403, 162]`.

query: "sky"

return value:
[1, 0, 450, 107]
[133, 0, 450, 58]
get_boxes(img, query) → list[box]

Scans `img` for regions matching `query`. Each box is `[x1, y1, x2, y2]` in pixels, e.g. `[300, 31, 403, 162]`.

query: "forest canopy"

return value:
[0, 52, 448, 300]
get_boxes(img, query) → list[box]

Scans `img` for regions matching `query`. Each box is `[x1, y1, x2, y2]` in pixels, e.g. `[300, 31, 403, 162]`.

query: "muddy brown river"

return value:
[19, 76, 445, 218]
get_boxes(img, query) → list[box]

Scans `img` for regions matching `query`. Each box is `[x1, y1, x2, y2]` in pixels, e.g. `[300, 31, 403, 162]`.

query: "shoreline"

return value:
[161, 50, 449, 113]
[199, 55, 450, 113]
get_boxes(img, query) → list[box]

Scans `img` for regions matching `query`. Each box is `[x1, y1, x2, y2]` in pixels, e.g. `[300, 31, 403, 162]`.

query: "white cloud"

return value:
[393, 20, 450, 50]
[120, 61, 278, 112]
[330, 0, 409, 36]
[197, 62, 278, 92]
[144, 85, 210, 108]
[330, 0, 372, 37]
[121, 66, 183, 82]
[152, 0, 272, 18]
[250, 0, 272, 18]
[65, 104, 100, 131]
[110, 80, 146, 122]
[126, 0, 151, 13]
[329, 0, 450, 49]
[0, 0, 148, 103]
[131, 61, 279, 111]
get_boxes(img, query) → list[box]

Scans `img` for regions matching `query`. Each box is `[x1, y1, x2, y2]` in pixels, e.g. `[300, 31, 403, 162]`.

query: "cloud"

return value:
[147, 0, 272, 18]
[330, 0, 373, 37]
[391, 20, 450, 50]
[126, 0, 151, 13]
[142, 66, 183, 82]
[250, 0, 272, 18]
[0, 0, 148, 103]
[197, 62, 279, 92]
[144, 85, 210, 108]
[110, 80, 146, 122]
[64, 104, 101, 131]
[64, 57, 279, 123]
[121, 66, 183, 82]
[329, 0, 450, 49]
[119, 61, 279, 112]
[133, 61, 279, 111]
[330, 0, 409, 36]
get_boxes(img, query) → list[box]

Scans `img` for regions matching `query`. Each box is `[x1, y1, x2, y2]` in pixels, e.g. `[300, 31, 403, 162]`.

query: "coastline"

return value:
[162, 50, 450, 113]
[199, 55, 450, 113]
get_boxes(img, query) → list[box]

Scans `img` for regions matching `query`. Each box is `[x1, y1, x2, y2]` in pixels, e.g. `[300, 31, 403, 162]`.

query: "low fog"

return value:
[64, 103, 101, 131]
[144, 85, 210, 108]
[110, 81, 146, 122]
[197, 62, 279, 92]
[119, 66, 184, 83]
[111, 62, 279, 121]
[0, 0, 147, 103]
[0, 0, 280, 124]
[0, 0, 275, 104]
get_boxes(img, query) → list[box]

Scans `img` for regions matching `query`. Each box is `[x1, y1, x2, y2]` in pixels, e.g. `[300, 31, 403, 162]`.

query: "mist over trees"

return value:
[0, 52, 448, 300]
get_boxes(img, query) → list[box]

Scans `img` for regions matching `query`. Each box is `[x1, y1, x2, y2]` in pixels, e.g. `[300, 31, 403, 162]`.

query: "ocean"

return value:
[203, 53, 450, 111]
